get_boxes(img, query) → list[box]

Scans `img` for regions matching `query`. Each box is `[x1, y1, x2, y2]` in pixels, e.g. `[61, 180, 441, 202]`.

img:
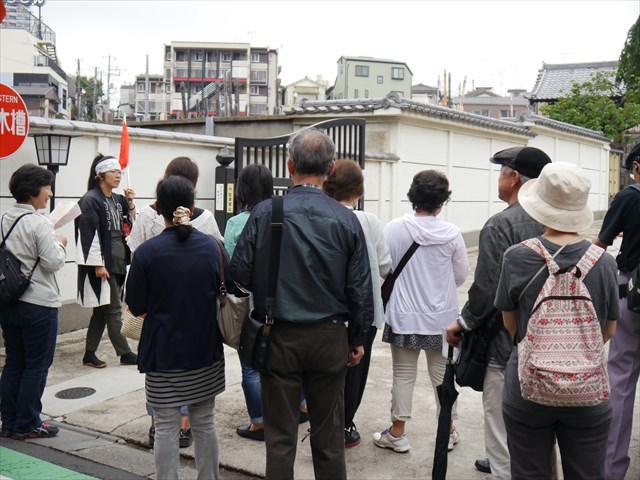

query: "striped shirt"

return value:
[145, 358, 225, 409]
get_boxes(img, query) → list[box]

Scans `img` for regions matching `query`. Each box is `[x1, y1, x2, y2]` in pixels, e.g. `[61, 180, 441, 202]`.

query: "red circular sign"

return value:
[0, 83, 29, 159]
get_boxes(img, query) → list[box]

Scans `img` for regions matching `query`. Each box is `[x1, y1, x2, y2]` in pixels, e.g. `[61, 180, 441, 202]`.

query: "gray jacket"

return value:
[231, 186, 374, 346]
[1, 204, 67, 308]
[460, 202, 544, 367]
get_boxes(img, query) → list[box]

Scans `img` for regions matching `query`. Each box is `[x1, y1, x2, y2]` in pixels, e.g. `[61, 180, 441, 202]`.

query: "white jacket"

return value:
[384, 213, 469, 335]
[1, 204, 67, 308]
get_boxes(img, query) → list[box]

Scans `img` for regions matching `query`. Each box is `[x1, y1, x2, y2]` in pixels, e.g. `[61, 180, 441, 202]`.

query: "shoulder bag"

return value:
[626, 184, 640, 312]
[214, 237, 252, 350]
[0, 213, 40, 309]
[238, 195, 283, 372]
[381, 241, 419, 311]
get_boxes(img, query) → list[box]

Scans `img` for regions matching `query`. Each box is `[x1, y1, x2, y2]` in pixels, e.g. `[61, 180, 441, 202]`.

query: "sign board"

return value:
[0, 84, 29, 159]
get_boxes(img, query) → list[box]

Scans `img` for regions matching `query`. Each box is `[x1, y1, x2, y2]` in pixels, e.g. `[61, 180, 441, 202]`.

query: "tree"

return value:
[74, 75, 104, 121]
[541, 71, 640, 144]
[617, 15, 640, 104]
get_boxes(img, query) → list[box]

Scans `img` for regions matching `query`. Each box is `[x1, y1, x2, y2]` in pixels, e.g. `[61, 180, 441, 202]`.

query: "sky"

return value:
[33, 0, 640, 106]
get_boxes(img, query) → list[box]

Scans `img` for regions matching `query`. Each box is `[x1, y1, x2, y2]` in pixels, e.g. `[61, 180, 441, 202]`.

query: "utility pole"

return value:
[75, 58, 82, 120]
[144, 55, 150, 121]
[104, 55, 120, 119]
[93, 66, 98, 121]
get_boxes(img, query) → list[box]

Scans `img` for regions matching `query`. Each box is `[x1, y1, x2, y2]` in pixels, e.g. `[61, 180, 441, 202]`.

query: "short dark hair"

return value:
[322, 159, 364, 202]
[236, 164, 273, 210]
[9, 164, 55, 203]
[87, 153, 116, 191]
[407, 170, 451, 213]
[156, 176, 195, 241]
[165, 156, 199, 187]
[288, 128, 335, 177]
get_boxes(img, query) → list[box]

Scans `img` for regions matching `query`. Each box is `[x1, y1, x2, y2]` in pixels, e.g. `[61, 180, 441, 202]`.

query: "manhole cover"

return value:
[55, 387, 96, 399]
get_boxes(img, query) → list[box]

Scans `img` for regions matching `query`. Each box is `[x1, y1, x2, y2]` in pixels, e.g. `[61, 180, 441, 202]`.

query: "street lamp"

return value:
[33, 133, 72, 212]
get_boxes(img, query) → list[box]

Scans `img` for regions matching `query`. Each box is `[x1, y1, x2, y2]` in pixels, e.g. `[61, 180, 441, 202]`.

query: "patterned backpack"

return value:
[517, 238, 609, 407]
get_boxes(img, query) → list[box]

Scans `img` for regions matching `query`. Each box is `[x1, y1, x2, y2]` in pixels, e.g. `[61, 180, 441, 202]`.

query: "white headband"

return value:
[95, 158, 121, 175]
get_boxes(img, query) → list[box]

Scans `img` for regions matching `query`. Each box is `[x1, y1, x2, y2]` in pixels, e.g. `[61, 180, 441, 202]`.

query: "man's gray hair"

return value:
[504, 166, 531, 186]
[288, 128, 335, 177]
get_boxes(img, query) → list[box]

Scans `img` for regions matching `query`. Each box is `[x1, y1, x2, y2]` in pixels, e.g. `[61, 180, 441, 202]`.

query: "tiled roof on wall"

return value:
[528, 61, 619, 102]
[518, 111, 610, 142]
[283, 93, 535, 137]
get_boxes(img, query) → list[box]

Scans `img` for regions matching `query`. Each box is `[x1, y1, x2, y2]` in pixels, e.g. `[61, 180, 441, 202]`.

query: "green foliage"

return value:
[541, 71, 640, 143]
[75, 75, 104, 121]
[617, 15, 640, 97]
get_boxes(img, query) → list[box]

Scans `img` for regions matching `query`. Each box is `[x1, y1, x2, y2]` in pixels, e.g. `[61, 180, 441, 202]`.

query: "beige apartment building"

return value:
[332, 56, 413, 100]
[163, 41, 279, 118]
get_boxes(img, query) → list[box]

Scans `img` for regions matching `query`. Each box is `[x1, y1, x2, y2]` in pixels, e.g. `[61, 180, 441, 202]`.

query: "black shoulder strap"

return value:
[389, 241, 420, 283]
[1, 212, 41, 277]
[1, 213, 33, 246]
[265, 196, 284, 321]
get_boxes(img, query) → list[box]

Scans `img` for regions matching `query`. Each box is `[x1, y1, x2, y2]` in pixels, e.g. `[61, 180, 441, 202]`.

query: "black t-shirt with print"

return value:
[598, 185, 640, 273]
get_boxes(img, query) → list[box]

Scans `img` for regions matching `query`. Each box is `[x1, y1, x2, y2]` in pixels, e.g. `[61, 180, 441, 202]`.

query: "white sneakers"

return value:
[372, 428, 411, 453]
[372, 426, 460, 453]
[448, 427, 460, 451]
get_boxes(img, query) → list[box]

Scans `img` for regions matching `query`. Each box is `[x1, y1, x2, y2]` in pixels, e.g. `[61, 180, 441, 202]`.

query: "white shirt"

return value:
[127, 205, 222, 252]
[384, 213, 469, 335]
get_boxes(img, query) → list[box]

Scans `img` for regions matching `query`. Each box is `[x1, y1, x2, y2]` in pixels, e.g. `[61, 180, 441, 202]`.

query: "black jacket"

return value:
[231, 186, 374, 346]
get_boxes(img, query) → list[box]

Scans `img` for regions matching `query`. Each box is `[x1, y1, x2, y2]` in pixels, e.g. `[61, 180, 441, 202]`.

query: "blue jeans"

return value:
[241, 360, 306, 424]
[0, 301, 58, 434]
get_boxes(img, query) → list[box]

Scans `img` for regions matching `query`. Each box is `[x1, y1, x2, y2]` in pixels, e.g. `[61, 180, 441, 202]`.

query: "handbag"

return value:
[0, 213, 40, 309]
[381, 241, 419, 311]
[213, 237, 252, 350]
[239, 195, 284, 373]
[121, 307, 144, 340]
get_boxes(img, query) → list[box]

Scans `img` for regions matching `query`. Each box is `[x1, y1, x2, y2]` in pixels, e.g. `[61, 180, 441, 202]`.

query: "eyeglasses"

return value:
[104, 170, 122, 176]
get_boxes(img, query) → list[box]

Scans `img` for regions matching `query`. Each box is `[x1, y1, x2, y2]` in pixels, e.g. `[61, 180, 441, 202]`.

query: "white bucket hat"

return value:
[518, 162, 593, 233]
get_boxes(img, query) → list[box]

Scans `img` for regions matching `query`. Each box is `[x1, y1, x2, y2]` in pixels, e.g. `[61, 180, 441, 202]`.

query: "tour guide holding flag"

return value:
[75, 149, 137, 368]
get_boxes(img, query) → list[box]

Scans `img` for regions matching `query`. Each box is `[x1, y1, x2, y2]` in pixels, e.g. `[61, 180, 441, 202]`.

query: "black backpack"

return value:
[0, 213, 40, 309]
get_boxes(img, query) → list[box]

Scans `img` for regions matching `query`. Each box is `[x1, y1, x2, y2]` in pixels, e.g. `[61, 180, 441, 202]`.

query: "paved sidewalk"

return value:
[1, 221, 639, 479]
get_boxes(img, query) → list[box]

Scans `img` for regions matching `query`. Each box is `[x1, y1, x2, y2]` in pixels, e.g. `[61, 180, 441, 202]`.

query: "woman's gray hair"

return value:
[288, 128, 335, 177]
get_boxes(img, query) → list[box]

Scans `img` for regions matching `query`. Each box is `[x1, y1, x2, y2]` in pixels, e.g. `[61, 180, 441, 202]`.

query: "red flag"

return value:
[119, 118, 129, 170]
[0, 2, 6, 24]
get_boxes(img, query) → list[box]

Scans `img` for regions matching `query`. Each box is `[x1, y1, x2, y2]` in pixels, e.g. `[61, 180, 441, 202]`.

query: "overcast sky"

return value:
[38, 0, 639, 102]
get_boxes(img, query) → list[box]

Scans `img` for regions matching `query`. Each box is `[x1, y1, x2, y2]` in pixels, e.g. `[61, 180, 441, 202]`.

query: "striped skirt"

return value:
[145, 358, 225, 409]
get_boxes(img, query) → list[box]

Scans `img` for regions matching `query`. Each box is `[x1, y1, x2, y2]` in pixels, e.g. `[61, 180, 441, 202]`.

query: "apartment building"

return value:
[163, 41, 279, 118]
[0, 4, 70, 119]
[133, 74, 168, 121]
[332, 56, 413, 100]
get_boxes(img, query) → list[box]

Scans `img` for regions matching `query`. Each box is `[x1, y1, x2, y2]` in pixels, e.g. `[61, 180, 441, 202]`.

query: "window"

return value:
[355, 65, 369, 77]
[176, 51, 186, 62]
[165, 49, 171, 61]
[206, 51, 215, 63]
[175, 68, 188, 78]
[473, 110, 490, 116]
[222, 52, 232, 62]
[150, 83, 157, 94]
[251, 53, 260, 63]
[377, 75, 383, 84]
[137, 83, 145, 93]
[250, 85, 260, 95]
[365, 90, 369, 98]
[165, 83, 171, 93]
[354, 89, 359, 99]
[250, 103, 267, 115]
[391, 67, 404, 80]
[250, 70, 267, 82]
[500, 110, 513, 118]
[194, 51, 203, 61]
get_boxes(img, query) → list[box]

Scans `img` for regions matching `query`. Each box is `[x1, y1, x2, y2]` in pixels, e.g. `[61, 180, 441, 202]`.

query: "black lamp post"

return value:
[33, 133, 72, 212]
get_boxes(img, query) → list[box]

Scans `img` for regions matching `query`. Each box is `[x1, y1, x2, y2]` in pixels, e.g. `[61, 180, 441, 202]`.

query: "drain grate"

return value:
[55, 387, 96, 399]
